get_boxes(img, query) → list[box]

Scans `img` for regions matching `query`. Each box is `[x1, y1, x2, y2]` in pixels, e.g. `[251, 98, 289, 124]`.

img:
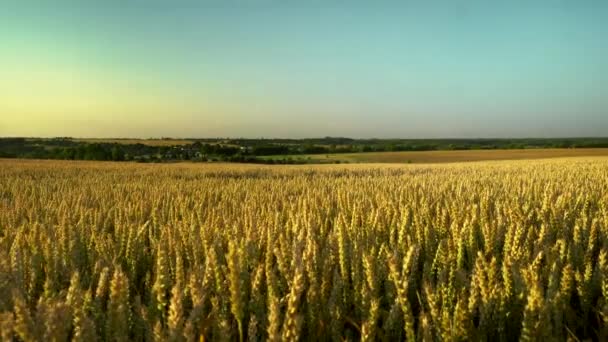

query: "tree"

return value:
[111, 146, 125, 161]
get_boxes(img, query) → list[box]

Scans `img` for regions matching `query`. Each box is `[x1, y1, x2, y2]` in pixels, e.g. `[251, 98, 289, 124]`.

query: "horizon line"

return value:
[3, 136, 608, 141]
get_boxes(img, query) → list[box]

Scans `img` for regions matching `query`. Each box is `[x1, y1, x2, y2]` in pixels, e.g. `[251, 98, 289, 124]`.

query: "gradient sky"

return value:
[1, 1, 607, 138]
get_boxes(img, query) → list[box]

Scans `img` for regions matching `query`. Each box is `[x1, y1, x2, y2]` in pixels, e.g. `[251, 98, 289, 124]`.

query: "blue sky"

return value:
[1, 1, 607, 138]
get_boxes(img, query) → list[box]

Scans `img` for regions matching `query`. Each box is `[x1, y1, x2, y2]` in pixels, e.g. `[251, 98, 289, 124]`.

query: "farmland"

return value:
[262, 148, 608, 164]
[0, 158, 607, 340]
[72, 138, 196, 146]
[4, 137, 608, 164]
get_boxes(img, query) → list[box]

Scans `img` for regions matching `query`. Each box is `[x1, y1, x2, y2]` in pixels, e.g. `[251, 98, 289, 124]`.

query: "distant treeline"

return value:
[1, 137, 608, 163]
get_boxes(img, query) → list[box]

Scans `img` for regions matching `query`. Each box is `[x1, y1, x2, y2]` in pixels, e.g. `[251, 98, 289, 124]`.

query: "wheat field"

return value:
[0, 158, 607, 341]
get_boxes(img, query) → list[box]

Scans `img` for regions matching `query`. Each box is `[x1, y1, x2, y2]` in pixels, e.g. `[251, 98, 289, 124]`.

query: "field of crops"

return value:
[72, 138, 196, 146]
[1, 158, 607, 341]
[267, 148, 608, 164]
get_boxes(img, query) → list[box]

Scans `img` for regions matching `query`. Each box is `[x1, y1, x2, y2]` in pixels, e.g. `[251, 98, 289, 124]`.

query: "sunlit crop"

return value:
[0, 158, 607, 341]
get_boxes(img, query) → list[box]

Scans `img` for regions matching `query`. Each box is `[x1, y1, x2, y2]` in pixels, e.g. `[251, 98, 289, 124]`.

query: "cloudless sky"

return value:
[1, 1, 607, 138]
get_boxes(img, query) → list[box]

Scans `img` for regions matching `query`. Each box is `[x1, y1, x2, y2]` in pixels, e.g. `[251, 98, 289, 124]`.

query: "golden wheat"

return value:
[0, 158, 607, 341]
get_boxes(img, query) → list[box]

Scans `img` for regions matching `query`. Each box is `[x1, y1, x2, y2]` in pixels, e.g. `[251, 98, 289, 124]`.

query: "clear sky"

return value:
[1, 1, 607, 138]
